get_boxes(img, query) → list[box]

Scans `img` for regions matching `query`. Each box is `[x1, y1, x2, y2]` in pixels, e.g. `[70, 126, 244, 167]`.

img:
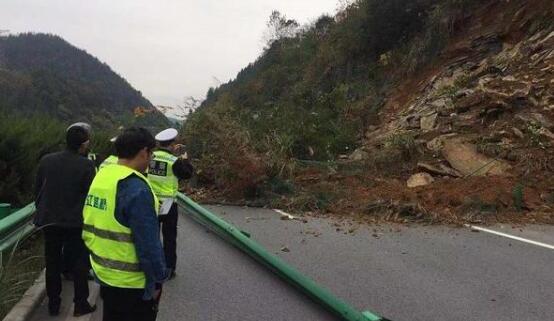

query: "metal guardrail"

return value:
[0, 203, 36, 265]
[176, 193, 391, 321]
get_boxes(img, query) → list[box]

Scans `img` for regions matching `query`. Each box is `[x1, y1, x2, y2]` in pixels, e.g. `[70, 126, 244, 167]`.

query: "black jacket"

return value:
[34, 150, 95, 228]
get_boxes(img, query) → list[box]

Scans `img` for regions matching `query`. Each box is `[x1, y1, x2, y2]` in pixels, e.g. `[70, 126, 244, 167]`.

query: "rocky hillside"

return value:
[0, 33, 169, 130]
[350, 0, 554, 223]
[185, 0, 553, 224]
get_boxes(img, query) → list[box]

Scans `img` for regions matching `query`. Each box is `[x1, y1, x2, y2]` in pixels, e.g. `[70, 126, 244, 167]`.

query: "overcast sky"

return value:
[1, 0, 339, 112]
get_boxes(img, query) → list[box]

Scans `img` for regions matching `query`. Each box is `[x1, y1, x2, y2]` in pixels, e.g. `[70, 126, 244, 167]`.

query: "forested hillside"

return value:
[0, 33, 168, 129]
[184, 0, 554, 224]
[0, 33, 169, 205]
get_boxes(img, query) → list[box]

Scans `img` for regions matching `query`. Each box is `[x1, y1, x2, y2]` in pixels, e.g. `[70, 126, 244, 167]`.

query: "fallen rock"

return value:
[400, 114, 421, 129]
[454, 88, 475, 99]
[420, 113, 438, 132]
[407, 173, 435, 188]
[426, 133, 458, 152]
[417, 162, 462, 178]
[538, 127, 554, 140]
[479, 77, 531, 99]
[442, 138, 512, 176]
[455, 92, 484, 113]
[430, 98, 450, 109]
[512, 127, 525, 139]
[349, 148, 369, 161]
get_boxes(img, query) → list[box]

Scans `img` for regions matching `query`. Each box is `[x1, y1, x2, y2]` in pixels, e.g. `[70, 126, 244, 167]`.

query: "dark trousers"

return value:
[101, 286, 159, 321]
[158, 203, 178, 270]
[43, 226, 89, 304]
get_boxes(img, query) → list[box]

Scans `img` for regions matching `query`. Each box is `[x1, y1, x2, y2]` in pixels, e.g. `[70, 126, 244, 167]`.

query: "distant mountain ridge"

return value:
[0, 33, 168, 130]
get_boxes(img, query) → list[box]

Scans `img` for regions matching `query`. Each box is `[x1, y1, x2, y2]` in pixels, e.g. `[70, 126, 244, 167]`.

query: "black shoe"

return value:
[48, 298, 61, 316]
[73, 302, 96, 317]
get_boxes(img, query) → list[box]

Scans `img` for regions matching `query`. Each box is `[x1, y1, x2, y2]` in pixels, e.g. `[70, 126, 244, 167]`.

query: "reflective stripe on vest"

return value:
[90, 252, 141, 272]
[83, 224, 133, 243]
[147, 150, 178, 198]
[99, 155, 119, 170]
[83, 164, 158, 289]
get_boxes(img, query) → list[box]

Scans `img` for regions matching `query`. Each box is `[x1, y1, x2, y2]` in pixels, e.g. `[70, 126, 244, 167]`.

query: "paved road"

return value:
[30, 281, 102, 321]
[28, 205, 554, 321]
[158, 208, 339, 321]
[160, 206, 554, 321]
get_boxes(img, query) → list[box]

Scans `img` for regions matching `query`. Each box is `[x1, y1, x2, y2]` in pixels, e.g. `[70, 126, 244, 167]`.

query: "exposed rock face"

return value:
[442, 138, 512, 176]
[418, 162, 462, 178]
[407, 173, 435, 188]
[348, 2, 554, 222]
[478, 76, 532, 99]
[420, 113, 438, 132]
[376, 25, 554, 145]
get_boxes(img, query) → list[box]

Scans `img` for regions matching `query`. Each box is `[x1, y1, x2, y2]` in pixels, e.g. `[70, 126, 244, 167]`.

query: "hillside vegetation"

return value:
[0, 33, 165, 205]
[184, 0, 554, 224]
[0, 33, 168, 130]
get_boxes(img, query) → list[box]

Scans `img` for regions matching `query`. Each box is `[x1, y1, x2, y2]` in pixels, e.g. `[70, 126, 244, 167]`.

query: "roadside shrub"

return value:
[183, 99, 267, 196]
[288, 191, 333, 212]
[267, 177, 295, 195]
[262, 130, 296, 179]
[364, 132, 420, 176]
[0, 110, 115, 205]
[384, 132, 418, 161]
[0, 112, 64, 205]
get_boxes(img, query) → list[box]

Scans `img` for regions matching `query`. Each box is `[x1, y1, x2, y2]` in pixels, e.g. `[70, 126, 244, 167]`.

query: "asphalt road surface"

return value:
[29, 205, 554, 321]
[160, 206, 553, 321]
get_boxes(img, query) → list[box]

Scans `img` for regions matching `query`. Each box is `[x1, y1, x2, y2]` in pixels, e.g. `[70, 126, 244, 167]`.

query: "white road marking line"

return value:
[465, 224, 554, 250]
[273, 209, 300, 220]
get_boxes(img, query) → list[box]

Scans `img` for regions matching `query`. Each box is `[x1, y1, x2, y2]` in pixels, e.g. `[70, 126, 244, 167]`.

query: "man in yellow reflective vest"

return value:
[83, 127, 169, 321]
[148, 128, 193, 279]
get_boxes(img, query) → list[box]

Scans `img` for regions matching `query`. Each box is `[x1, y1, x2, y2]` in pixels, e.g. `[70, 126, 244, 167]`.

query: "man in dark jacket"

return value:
[34, 123, 97, 316]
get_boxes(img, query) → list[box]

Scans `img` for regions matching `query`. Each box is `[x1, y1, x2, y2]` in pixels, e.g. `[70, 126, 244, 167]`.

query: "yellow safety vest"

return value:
[99, 155, 119, 170]
[82, 164, 158, 289]
[147, 150, 179, 199]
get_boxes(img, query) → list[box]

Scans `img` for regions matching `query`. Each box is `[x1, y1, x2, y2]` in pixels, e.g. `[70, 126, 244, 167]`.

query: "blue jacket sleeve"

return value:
[123, 179, 169, 299]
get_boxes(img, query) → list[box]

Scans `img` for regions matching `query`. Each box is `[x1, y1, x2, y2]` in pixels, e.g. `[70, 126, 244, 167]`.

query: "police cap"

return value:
[155, 128, 178, 142]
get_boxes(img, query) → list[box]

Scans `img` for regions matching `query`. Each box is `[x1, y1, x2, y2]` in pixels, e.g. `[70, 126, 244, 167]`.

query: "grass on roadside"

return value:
[0, 232, 44, 319]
